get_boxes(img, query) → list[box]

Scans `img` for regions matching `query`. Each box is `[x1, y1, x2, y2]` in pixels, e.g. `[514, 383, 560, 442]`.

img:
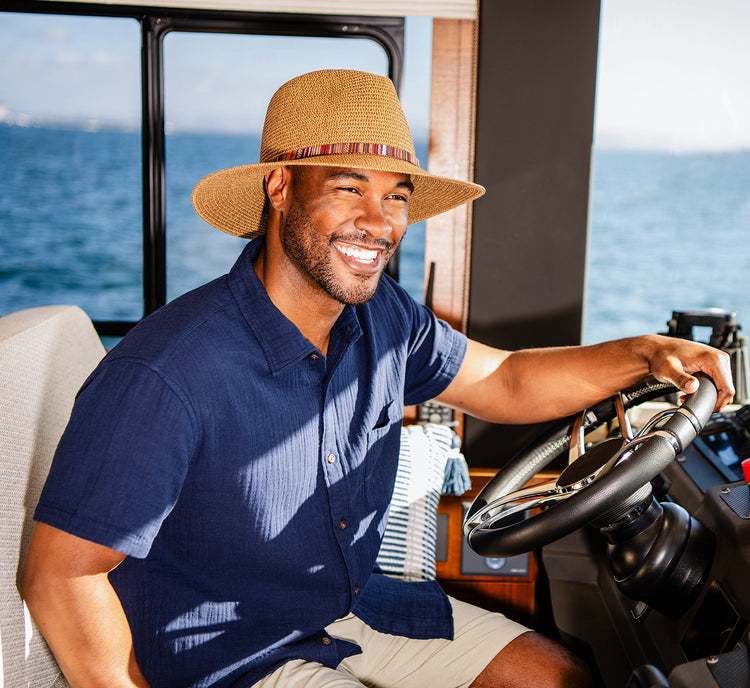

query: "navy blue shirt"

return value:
[35, 239, 467, 687]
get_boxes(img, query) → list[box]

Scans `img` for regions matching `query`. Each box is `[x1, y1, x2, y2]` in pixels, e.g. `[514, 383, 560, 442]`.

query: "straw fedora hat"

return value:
[191, 69, 485, 239]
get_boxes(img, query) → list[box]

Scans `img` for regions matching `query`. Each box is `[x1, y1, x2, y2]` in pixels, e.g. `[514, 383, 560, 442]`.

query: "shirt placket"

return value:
[317, 355, 363, 614]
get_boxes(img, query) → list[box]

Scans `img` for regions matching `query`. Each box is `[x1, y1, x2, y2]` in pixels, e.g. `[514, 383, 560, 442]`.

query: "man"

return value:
[21, 70, 734, 688]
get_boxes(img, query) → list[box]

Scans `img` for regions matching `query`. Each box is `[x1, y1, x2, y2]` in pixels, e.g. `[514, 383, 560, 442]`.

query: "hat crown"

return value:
[259, 69, 417, 165]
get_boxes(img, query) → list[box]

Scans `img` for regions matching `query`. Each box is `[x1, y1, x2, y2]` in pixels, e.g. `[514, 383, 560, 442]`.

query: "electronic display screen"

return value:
[701, 432, 746, 482]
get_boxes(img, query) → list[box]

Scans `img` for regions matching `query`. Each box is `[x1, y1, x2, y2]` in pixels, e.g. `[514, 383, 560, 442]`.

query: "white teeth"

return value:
[337, 244, 378, 263]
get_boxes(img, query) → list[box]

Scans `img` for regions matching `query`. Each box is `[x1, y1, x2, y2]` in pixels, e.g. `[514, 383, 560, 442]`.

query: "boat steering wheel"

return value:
[464, 375, 718, 558]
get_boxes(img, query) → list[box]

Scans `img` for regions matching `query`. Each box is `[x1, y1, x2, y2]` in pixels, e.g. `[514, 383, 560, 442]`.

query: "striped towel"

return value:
[376, 424, 470, 581]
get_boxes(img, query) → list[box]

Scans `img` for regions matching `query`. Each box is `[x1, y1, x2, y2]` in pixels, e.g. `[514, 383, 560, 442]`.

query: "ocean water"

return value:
[586, 149, 750, 344]
[1, 125, 749, 344]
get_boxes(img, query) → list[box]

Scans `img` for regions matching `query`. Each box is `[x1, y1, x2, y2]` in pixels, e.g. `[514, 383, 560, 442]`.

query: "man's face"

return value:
[280, 166, 412, 306]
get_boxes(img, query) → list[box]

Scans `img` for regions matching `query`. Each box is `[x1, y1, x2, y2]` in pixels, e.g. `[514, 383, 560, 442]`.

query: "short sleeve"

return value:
[402, 302, 467, 407]
[34, 358, 198, 558]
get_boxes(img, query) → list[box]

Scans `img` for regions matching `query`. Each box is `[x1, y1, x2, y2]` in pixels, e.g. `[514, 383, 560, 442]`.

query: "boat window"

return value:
[0, 12, 143, 322]
[586, 0, 750, 344]
[0, 7, 429, 333]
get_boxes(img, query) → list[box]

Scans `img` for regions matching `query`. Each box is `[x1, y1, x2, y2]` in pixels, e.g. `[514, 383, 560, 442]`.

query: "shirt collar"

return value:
[227, 239, 362, 373]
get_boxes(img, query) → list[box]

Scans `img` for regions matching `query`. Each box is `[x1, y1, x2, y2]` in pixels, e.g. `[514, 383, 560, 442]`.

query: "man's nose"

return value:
[354, 198, 393, 238]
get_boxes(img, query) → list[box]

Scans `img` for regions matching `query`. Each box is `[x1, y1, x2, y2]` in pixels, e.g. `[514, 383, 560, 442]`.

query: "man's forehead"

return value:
[297, 165, 412, 187]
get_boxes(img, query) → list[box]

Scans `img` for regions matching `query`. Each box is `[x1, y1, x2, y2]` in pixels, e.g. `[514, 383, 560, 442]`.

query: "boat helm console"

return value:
[543, 407, 750, 688]
[466, 310, 750, 688]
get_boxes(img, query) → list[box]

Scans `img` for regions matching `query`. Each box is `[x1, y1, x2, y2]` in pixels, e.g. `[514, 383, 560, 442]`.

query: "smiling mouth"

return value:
[333, 241, 381, 266]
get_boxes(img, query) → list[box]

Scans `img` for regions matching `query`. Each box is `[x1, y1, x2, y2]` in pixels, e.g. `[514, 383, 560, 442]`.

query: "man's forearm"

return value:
[500, 334, 734, 419]
[25, 575, 149, 687]
[437, 334, 734, 424]
[21, 524, 151, 688]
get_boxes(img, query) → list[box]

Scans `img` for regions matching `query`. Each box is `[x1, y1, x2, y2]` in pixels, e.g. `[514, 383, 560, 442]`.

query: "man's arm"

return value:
[436, 334, 735, 424]
[20, 523, 150, 688]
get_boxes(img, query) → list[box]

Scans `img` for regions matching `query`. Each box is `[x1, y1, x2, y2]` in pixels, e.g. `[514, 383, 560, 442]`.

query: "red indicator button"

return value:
[742, 458, 750, 485]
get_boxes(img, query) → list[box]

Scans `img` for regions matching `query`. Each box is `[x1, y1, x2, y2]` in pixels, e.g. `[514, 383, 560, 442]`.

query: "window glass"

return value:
[0, 13, 142, 320]
[586, 0, 750, 344]
[0, 13, 431, 325]
[164, 20, 432, 303]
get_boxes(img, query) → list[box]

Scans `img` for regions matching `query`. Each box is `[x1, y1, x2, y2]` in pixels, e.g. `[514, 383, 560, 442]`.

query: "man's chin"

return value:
[327, 273, 383, 306]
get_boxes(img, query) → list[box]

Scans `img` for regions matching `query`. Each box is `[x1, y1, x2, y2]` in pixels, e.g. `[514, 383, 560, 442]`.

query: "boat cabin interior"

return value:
[1, 2, 750, 687]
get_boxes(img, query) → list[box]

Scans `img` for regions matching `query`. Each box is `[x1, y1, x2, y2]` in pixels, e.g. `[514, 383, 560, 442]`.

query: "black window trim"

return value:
[3, 1, 405, 336]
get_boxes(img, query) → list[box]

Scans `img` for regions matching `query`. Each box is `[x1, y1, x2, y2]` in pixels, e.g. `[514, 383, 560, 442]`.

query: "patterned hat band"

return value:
[270, 142, 420, 167]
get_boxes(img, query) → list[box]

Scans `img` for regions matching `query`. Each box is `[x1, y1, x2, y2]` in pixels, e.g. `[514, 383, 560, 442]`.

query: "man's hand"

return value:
[639, 334, 735, 410]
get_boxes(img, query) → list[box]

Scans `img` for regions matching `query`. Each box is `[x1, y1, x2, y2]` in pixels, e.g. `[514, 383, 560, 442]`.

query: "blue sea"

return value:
[1, 125, 749, 345]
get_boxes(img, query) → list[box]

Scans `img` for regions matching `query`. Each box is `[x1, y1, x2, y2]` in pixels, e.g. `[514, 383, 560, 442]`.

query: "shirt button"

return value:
[310, 353, 319, 360]
[354, 586, 360, 595]
[321, 636, 332, 646]
[326, 453, 336, 464]
[339, 520, 347, 530]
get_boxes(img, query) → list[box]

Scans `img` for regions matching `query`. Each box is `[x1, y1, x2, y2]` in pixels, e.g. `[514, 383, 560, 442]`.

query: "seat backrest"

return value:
[0, 305, 105, 688]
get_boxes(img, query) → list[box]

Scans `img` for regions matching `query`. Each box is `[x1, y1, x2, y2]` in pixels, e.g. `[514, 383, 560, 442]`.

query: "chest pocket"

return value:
[372, 400, 393, 430]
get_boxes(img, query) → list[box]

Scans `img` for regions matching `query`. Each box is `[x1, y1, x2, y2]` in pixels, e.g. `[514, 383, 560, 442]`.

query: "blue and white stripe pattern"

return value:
[376, 424, 469, 581]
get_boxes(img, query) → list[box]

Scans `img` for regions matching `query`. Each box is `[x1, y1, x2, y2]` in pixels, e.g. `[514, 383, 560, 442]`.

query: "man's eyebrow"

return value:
[325, 170, 414, 193]
[326, 170, 369, 183]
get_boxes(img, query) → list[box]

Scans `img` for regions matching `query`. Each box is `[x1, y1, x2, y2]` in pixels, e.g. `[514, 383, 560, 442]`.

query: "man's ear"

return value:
[264, 167, 292, 212]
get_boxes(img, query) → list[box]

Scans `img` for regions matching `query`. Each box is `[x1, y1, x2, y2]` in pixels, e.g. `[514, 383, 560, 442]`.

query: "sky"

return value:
[0, 1, 749, 151]
[0, 12, 432, 139]
[595, 0, 750, 151]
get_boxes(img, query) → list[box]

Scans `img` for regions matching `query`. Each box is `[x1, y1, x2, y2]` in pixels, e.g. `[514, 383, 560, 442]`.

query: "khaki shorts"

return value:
[253, 595, 529, 688]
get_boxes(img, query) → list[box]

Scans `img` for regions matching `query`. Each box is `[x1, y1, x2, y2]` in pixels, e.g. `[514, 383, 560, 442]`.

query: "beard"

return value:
[281, 200, 398, 306]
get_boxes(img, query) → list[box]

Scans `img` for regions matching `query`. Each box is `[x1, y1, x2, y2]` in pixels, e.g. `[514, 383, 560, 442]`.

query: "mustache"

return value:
[331, 231, 397, 252]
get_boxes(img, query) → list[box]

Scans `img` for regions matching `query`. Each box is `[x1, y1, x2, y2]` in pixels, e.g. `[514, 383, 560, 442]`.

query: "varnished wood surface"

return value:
[436, 469, 556, 627]
[423, 18, 478, 334]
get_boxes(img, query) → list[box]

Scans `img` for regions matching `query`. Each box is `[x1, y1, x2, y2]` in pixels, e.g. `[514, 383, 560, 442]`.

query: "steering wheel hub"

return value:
[556, 437, 628, 491]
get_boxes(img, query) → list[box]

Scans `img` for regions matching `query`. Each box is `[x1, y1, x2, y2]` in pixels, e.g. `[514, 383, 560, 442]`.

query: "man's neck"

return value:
[252, 243, 342, 356]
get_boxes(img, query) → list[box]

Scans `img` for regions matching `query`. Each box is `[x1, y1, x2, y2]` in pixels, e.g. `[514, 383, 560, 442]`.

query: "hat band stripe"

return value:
[270, 142, 419, 167]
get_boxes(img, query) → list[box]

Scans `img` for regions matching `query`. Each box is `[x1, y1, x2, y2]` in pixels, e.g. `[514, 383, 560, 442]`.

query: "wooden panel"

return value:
[438, 579, 537, 628]
[423, 18, 478, 333]
[436, 469, 555, 627]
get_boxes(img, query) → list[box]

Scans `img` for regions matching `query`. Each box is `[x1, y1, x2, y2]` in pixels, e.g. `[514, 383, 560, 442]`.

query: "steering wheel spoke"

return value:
[615, 391, 634, 440]
[567, 410, 587, 464]
[464, 477, 563, 535]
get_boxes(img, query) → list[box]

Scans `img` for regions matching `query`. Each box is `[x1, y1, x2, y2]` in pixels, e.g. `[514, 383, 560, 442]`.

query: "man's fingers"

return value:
[679, 375, 700, 395]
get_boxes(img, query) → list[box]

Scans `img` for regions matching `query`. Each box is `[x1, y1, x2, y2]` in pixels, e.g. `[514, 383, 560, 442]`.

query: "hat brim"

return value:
[191, 154, 485, 239]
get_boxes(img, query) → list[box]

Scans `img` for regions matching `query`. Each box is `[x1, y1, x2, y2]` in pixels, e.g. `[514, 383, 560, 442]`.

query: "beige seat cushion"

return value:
[1, 305, 105, 688]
